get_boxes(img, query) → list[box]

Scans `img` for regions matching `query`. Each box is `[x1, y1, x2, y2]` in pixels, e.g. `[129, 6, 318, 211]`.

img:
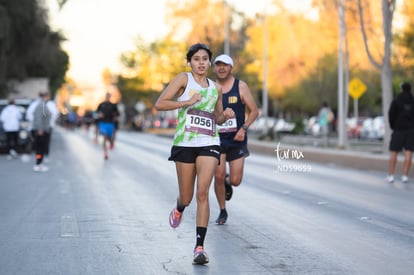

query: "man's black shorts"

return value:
[221, 144, 250, 162]
[168, 145, 221, 163]
[389, 130, 414, 151]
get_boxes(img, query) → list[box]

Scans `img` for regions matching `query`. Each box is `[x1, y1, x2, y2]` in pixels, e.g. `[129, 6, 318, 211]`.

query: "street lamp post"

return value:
[262, 2, 269, 135]
[337, 0, 346, 148]
[223, 0, 230, 55]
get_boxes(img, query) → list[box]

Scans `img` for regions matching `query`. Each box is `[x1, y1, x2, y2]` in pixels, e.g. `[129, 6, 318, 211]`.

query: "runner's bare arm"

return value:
[239, 80, 259, 128]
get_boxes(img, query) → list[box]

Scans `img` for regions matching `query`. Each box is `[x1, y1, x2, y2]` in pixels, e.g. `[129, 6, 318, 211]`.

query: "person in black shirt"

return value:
[96, 92, 119, 160]
[386, 82, 414, 183]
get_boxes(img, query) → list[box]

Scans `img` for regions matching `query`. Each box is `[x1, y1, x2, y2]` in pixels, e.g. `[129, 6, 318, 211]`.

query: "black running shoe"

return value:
[215, 209, 228, 225]
[225, 175, 233, 201]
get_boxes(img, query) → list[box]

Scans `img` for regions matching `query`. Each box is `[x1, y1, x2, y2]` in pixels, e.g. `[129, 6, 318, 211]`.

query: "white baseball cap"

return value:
[214, 54, 234, 67]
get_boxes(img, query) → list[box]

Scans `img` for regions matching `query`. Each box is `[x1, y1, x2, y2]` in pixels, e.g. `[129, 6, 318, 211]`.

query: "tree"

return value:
[117, 36, 187, 112]
[0, 0, 68, 97]
[280, 53, 339, 115]
[393, 0, 414, 80]
[0, 5, 10, 95]
[358, 0, 396, 152]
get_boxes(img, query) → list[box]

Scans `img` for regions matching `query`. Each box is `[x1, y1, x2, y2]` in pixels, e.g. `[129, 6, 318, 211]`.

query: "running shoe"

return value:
[225, 175, 233, 201]
[169, 208, 182, 228]
[10, 149, 18, 158]
[385, 175, 394, 183]
[104, 153, 108, 160]
[193, 246, 209, 265]
[402, 175, 409, 183]
[215, 209, 228, 225]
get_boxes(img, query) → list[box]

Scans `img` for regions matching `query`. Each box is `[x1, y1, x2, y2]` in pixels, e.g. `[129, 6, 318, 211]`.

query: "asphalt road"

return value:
[0, 127, 413, 275]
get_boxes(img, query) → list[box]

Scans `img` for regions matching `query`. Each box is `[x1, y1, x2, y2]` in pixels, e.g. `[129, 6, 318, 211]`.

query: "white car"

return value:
[360, 116, 384, 140]
[250, 117, 295, 134]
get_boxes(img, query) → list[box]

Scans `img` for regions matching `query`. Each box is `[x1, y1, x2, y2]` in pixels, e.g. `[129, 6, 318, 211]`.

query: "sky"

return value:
[46, 0, 312, 90]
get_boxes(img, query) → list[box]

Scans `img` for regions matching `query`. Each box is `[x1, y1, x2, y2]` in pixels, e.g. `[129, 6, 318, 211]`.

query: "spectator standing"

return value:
[386, 82, 414, 183]
[32, 93, 51, 172]
[27, 91, 58, 162]
[44, 97, 59, 162]
[318, 101, 333, 147]
[212, 54, 259, 225]
[0, 99, 22, 159]
[154, 43, 234, 265]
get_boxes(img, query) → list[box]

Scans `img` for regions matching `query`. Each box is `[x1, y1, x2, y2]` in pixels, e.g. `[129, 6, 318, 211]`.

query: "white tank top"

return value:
[173, 72, 220, 147]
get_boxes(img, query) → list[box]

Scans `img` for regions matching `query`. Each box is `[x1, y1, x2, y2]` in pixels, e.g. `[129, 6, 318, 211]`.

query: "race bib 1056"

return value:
[185, 109, 216, 136]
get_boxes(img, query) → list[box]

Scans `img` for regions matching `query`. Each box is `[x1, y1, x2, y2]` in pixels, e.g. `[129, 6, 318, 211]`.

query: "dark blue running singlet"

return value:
[220, 78, 247, 147]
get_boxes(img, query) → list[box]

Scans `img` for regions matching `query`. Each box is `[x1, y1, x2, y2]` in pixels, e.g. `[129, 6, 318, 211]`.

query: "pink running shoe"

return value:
[193, 246, 209, 265]
[169, 208, 182, 228]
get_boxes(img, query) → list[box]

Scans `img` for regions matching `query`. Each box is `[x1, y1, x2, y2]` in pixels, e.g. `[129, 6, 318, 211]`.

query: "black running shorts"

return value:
[389, 130, 414, 152]
[220, 144, 250, 162]
[168, 145, 221, 163]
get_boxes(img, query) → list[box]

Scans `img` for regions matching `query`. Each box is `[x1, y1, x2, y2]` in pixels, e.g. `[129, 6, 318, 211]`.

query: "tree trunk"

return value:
[381, 60, 393, 152]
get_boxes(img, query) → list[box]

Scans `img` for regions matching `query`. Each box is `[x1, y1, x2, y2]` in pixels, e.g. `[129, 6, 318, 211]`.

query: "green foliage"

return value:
[280, 52, 383, 117]
[117, 36, 187, 108]
[280, 53, 338, 115]
[0, 0, 68, 96]
[393, 0, 414, 80]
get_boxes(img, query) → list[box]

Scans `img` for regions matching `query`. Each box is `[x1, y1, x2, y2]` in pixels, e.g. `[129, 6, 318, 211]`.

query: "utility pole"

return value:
[337, 0, 346, 148]
[223, 1, 230, 55]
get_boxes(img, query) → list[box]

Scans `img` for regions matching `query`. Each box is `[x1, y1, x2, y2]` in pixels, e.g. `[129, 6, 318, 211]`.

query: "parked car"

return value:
[250, 116, 295, 134]
[0, 98, 33, 154]
[360, 116, 384, 140]
[274, 118, 296, 133]
[346, 117, 366, 139]
[250, 116, 276, 134]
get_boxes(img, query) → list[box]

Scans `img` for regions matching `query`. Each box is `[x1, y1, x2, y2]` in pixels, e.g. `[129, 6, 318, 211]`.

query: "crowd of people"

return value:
[0, 89, 121, 170]
[1, 91, 58, 172]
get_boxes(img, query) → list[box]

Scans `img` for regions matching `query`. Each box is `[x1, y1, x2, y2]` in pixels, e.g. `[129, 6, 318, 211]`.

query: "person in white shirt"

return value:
[0, 99, 22, 158]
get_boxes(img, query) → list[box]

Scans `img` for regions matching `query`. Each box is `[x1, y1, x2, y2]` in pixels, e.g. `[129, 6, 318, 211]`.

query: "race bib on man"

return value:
[185, 109, 216, 136]
[217, 118, 237, 133]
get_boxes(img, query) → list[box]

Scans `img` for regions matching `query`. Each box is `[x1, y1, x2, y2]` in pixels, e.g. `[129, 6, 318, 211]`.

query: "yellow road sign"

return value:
[349, 78, 367, 99]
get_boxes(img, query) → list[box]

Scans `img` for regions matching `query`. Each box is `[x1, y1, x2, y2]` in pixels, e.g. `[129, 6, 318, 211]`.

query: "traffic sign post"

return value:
[349, 78, 367, 99]
[349, 78, 367, 118]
